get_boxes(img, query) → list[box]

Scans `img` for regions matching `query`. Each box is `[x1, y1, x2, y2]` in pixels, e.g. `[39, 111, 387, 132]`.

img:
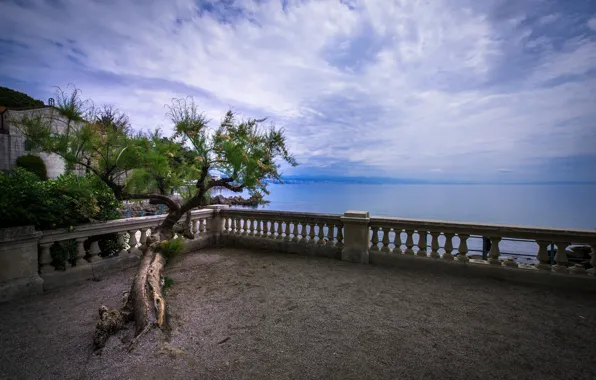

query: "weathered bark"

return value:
[92, 228, 170, 350]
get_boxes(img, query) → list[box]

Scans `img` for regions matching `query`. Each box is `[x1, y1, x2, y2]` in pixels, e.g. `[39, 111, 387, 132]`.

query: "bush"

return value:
[0, 168, 121, 229]
[157, 238, 185, 260]
[16, 154, 48, 180]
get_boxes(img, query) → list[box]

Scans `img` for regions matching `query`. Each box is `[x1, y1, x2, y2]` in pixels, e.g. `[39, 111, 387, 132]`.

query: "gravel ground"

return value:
[1, 247, 595, 380]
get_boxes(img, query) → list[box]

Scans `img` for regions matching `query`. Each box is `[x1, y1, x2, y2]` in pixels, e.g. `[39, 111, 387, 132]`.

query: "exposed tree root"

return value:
[93, 229, 170, 350]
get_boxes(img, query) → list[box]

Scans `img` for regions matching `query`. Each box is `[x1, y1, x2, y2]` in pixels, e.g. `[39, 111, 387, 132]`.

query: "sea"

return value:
[223, 183, 596, 264]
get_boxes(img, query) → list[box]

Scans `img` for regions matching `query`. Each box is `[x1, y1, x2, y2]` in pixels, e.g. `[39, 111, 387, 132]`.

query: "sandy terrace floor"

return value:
[1, 247, 595, 380]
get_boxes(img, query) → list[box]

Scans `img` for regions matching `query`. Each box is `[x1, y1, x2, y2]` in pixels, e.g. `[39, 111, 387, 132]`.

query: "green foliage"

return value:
[166, 97, 298, 199]
[15, 154, 48, 180]
[157, 238, 185, 260]
[98, 233, 124, 257]
[125, 129, 198, 196]
[50, 239, 77, 270]
[0, 168, 121, 229]
[0, 86, 44, 108]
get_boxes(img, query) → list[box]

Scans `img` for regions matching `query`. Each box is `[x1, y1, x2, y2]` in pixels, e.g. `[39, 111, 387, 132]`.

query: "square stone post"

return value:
[205, 205, 229, 246]
[340, 211, 370, 264]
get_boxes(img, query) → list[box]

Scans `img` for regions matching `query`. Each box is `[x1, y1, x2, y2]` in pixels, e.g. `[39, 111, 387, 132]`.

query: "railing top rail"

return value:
[370, 215, 596, 242]
[39, 209, 215, 243]
[221, 208, 342, 221]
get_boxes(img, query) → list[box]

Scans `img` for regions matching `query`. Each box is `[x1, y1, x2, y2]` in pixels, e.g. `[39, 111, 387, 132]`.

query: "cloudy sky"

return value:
[1, 0, 595, 182]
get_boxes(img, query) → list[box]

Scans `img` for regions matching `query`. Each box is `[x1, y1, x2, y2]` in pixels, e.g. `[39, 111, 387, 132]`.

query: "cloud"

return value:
[1, 0, 595, 182]
[589, 17, 596, 31]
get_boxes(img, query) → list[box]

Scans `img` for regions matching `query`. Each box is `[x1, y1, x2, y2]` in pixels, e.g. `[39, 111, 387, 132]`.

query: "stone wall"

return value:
[0, 107, 76, 178]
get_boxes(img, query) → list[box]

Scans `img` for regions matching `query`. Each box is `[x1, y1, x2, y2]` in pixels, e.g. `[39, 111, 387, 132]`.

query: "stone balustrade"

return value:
[219, 209, 344, 258]
[1, 207, 595, 302]
[368, 215, 596, 276]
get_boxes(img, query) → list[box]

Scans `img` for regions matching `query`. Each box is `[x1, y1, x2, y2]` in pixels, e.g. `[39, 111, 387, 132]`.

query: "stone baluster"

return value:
[380, 228, 390, 253]
[429, 232, 441, 259]
[317, 222, 326, 245]
[404, 230, 415, 255]
[393, 229, 403, 254]
[417, 231, 428, 257]
[336, 226, 344, 248]
[117, 232, 128, 255]
[277, 221, 291, 241]
[139, 228, 148, 250]
[200, 218, 207, 235]
[487, 237, 501, 265]
[192, 220, 200, 237]
[534, 240, 551, 270]
[290, 222, 298, 242]
[299, 222, 308, 244]
[232, 218, 239, 235]
[262, 220, 269, 238]
[89, 240, 101, 262]
[39, 242, 54, 273]
[308, 223, 317, 244]
[553, 242, 570, 273]
[326, 224, 336, 247]
[588, 244, 596, 276]
[457, 234, 469, 262]
[75, 238, 88, 266]
[443, 233, 454, 260]
[128, 230, 140, 256]
[370, 226, 380, 251]
[246, 219, 253, 236]
[242, 219, 248, 236]
[252, 219, 259, 237]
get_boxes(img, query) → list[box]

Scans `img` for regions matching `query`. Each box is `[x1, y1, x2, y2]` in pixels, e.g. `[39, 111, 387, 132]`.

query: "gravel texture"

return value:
[1, 247, 595, 380]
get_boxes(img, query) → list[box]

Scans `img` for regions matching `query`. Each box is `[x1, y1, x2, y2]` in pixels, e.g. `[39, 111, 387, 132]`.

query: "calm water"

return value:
[227, 183, 596, 262]
[250, 183, 596, 230]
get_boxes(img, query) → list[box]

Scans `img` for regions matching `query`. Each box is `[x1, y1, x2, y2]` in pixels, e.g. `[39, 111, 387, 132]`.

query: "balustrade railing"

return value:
[27, 208, 596, 279]
[220, 209, 344, 249]
[369, 216, 596, 275]
[37, 209, 213, 273]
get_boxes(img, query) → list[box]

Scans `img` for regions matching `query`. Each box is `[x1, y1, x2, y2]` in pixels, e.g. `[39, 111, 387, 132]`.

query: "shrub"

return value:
[0, 168, 121, 229]
[157, 237, 185, 260]
[16, 154, 48, 180]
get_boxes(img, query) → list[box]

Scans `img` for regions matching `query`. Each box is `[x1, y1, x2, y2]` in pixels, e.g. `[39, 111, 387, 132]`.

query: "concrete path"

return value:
[1, 247, 595, 380]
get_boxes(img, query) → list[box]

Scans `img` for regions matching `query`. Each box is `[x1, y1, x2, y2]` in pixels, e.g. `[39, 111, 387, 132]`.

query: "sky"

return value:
[1, 0, 595, 183]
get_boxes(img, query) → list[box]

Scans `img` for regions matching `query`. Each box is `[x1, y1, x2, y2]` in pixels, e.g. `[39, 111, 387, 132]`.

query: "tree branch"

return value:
[124, 193, 180, 212]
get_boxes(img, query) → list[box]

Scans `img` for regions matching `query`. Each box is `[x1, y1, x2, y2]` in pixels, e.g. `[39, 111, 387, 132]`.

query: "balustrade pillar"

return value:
[117, 232, 128, 255]
[242, 219, 248, 236]
[307, 222, 315, 244]
[89, 240, 101, 262]
[39, 243, 54, 273]
[128, 230, 140, 256]
[340, 211, 370, 264]
[336, 226, 344, 249]
[381, 228, 391, 253]
[488, 237, 501, 265]
[443, 233, 454, 260]
[317, 223, 325, 245]
[299, 222, 308, 244]
[534, 241, 551, 270]
[416, 231, 427, 257]
[327, 224, 336, 247]
[75, 238, 88, 266]
[553, 242, 569, 273]
[262, 220, 269, 238]
[457, 234, 469, 262]
[429, 232, 440, 259]
[290, 223, 298, 242]
[279, 221, 287, 240]
[404, 230, 415, 255]
[139, 228, 148, 251]
[370, 227, 380, 251]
